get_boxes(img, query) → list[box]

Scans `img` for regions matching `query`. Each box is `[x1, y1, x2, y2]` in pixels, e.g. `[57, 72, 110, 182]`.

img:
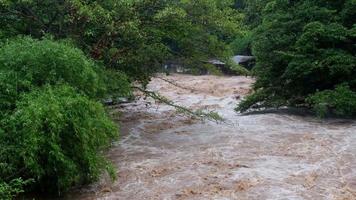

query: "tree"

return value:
[237, 0, 356, 117]
[230, 0, 272, 55]
[0, 38, 119, 197]
[0, 0, 243, 83]
[0, 1, 245, 197]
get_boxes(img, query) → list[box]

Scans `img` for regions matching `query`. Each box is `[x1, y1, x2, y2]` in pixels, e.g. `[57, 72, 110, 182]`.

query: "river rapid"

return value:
[67, 74, 356, 200]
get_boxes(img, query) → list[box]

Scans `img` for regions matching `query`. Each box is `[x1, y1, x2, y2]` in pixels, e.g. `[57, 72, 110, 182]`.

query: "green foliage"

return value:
[307, 84, 356, 118]
[0, 178, 32, 200]
[98, 68, 132, 99]
[1, 85, 118, 195]
[224, 58, 250, 75]
[230, 32, 253, 55]
[0, 0, 242, 82]
[230, 0, 271, 56]
[0, 1, 245, 197]
[236, 89, 270, 112]
[0, 37, 107, 110]
[204, 64, 223, 75]
[237, 0, 356, 117]
[0, 38, 122, 197]
[238, 0, 272, 29]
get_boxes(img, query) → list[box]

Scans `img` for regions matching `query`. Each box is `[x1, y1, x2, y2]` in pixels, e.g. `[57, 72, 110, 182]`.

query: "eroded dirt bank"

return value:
[67, 74, 356, 200]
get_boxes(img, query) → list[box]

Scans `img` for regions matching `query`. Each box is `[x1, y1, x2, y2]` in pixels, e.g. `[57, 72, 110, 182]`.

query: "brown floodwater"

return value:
[66, 74, 356, 200]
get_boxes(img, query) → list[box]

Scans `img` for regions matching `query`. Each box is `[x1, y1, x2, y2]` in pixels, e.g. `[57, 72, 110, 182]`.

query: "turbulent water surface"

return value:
[67, 74, 356, 200]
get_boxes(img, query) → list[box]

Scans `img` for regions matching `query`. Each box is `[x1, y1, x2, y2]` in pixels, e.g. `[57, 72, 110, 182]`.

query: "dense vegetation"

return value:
[0, 0, 242, 198]
[236, 0, 356, 117]
[0, 0, 354, 198]
[0, 38, 119, 198]
[0, 0, 243, 83]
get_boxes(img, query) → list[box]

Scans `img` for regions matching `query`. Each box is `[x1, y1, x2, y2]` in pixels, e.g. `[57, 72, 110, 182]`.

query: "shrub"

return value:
[0, 179, 32, 200]
[307, 84, 356, 118]
[230, 32, 253, 55]
[0, 37, 106, 111]
[0, 85, 118, 195]
[100, 68, 132, 99]
[0, 37, 125, 197]
[224, 59, 250, 76]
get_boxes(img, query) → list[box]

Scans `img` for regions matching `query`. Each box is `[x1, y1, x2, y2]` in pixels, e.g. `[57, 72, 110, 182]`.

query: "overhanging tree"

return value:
[237, 0, 356, 117]
[0, 0, 243, 83]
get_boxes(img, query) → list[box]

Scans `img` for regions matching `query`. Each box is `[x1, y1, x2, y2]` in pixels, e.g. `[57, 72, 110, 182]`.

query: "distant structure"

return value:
[163, 55, 255, 74]
[232, 55, 255, 65]
[207, 59, 225, 66]
[163, 60, 186, 74]
[207, 55, 255, 74]
[233, 55, 255, 70]
[209, 55, 255, 69]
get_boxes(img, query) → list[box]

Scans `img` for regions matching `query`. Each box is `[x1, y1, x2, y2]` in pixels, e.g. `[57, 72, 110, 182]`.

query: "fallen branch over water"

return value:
[156, 76, 197, 92]
[132, 86, 224, 123]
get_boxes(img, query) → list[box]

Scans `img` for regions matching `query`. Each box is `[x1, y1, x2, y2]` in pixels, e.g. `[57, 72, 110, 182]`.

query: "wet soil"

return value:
[67, 74, 356, 200]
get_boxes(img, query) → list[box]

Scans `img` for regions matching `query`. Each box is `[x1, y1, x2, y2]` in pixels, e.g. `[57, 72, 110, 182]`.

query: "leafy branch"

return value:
[133, 86, 224, 123]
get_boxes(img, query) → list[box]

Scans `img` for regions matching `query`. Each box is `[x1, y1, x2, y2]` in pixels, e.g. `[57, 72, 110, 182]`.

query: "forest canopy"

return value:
[0, 0, 355, 198]
[236, 0, 356, 117]
[0, 0, 242, 83]
[0, 0, 242, 198]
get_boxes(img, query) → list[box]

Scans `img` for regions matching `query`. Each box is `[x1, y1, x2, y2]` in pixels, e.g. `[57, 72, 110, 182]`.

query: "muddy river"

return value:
[67, 74, 356, 200]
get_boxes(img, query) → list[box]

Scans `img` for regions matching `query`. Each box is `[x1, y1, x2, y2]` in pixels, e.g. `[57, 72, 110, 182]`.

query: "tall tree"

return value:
[0, 0, 242, 83]
[237, 0, 356, 117]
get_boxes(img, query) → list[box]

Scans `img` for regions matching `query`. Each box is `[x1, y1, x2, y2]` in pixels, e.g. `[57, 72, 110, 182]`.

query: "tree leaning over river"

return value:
[237, 0, 356, 117]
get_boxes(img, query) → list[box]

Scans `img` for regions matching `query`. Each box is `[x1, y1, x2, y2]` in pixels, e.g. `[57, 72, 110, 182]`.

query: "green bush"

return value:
[100, 68, 132, 99]
[0, 85, 118, 195]
[230, 32, 253, 55]
[0, 179, 32, 200]
[0, 37, 106, 111]
[307, 84, 356, 118]
[224, 59, 250, 76]
[0, 38, 125, 197]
